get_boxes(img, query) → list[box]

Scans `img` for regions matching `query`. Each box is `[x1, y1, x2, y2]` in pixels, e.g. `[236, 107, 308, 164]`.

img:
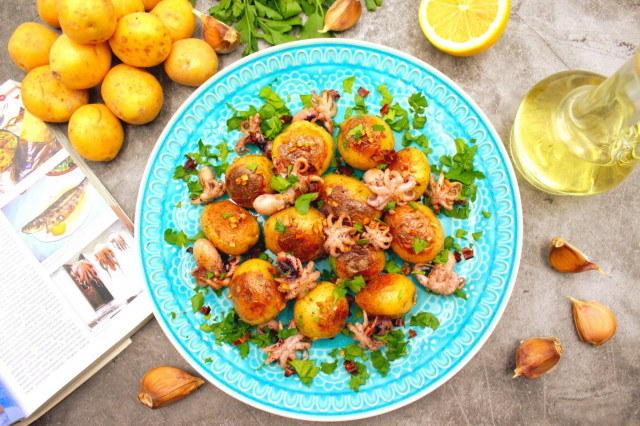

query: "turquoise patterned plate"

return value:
[135, 40, 522, 421]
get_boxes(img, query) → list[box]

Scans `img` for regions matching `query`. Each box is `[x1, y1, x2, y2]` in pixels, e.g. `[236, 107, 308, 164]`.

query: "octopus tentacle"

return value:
[414, 251, 466, 295]
[425, 172, 463, 213]
[234, 113, 272, 156]
[363, 168, 416, 212]
[292, 90, 339, 133]
[347, 311, 385, 351]
[361, 221, 393, 250]
[275, 252, 320, 300]
[191, 238, 239, 290]
[261, 330, 312, 371]
[323, 213, 357, 257]
[190, 166, 226, 205]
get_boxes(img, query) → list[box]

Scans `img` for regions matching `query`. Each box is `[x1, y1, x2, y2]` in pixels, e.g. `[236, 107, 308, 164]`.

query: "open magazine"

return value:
[0, 80, 151, 425]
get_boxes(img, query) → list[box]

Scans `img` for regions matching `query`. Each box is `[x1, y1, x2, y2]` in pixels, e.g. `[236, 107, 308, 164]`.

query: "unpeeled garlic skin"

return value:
[138, 366, 205, 409]
[570, 297, 617, 347]
[548, 237, 605, 275]
[320, 0, 362, 33]
[194, 9, 241, 53]
[513, 337, 562, 379]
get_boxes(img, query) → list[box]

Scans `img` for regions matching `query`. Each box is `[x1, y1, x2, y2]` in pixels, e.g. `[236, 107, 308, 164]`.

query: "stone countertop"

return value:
[1, 1, 639, 424]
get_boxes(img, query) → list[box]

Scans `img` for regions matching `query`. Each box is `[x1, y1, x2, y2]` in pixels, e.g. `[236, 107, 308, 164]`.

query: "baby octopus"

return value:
[292, 89, 340, 133]
[261, 324, 312, 374]
[323, 213, 357, 257]
[361, 221, 393, 250]
[234, 113, 273, 156]
[191, 238, 240, 289]
[346, 311, 386, 351]
[413, 251, 466, 296]
[190, 166, 226, 205]
[363, 168, 416, 211]
[275, 252, 321, 300]
[425, 172, 463, 213]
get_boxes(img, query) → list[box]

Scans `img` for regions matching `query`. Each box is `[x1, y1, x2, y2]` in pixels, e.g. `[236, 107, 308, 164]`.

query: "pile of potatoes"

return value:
[7, 0, 220, 161]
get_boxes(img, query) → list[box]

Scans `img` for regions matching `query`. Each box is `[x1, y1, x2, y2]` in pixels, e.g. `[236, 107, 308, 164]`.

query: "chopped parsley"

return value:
[246, 163, 258, 172]
[349, 361, 370, 392]
[289, 360, 320, 386]
[372, 124, 386, 132]
[410, 312, 440, 330]
[275, 218, 286, 233]
[221, 213, 234, 219]
[472, 231, 483, 241]
[413, 237, 429, 254]
[294, 192, 318, 214]
[454, 288, 468, 300]
[377, 83, 393, 106]
[343, 76, 356, 94]
[482, 211, 492, 218]
[384, 259, 403, 274]
[191, 292, 204, 313]
[383, 200, 396, 212]
[321, 359, 338, 374]
[278, 328, 298, 339]
[164, 228, 189, 248]
[354, 94, 368, 115]
[409, 201, 418, 210]
[455, 229, 468, 239]
[370, 350, 390, 377]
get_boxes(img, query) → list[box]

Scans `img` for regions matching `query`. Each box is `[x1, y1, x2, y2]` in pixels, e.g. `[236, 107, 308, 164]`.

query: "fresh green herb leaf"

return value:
[189, 230, 206, 243]
[174, 201, 182, 208]
[349, 361, 370, 392]
[342, 275, 366, 293]
[278, 328, 299, 339]
[376, 163, 387, 170]
[383, 200, 396, 212]
[482, 211, 492, 218]
[409, 201, 418, 210]
[472, 231, 483, 241]
[321, 359, 338, 374]
[356, 238, 369, 245]
[381, 330, 408, 361]
[354, 94, 368, 115]
[410, 312, 440, 330]
[271, 175, 292, 193]
[246, 163, 258, 172]
[413, 237, 429, 254]
[343, 343, 366, 361]
[333, 284, 348, 302]
[170, 311, 177, 320]
[294, 192, 318, 214]
[289, 360, 320, 386]
[384, 258, 403, 274]
[329, 255, 337, 273]
[275, 218, 286, 233]
[377, 84, 393, 106]
[344, 106, 353, 120]
[300, 94, 312, 108]
[454, 288, 468, 300]
[370, 350, 390, 377]
[353, 222, 363, 233]
[455, 229, 468, 239]
[343, 76, 356, 94]
[221, 213, 234, 219]
[249, 332, 275, 348]
[164, 228, 190, 248]
[372, 124, 385, 131]
[191, 292, 204, 313]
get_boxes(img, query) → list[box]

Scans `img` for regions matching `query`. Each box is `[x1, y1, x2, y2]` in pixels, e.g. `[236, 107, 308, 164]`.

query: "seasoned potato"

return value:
[333, 244, 385, 281]
[264, 207, 324, 262]
[225, 155, 274, 208]
[141, 0, 162, 11]
[294, 282, 349, 340]
[108, 12, 172, 67]
[57, 0, 117, 44]
[8, 23, 58, 72]
[101, 64, 163, 125]
[354, 273, 416, 318]
[271, 121, 334, 175]
[385, 203, 444, 263]
[21, 65, 88, 123]
[49, 35, 111, 89]
[68, 104, 123, 162]
[229, 259, 286, 325]
[36, 0, 61, 28]
[111, 0, 145, 19]
[164, 38, 218, 87]
[337, 115, 395, 170]
[150, 0, 195, 42]
[201, 200, 260, 256]
[388, 147, 431, 200]
[318, 174, 381, 223]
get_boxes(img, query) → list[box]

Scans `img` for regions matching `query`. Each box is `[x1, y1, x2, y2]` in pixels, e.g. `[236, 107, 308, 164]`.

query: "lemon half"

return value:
[419, 0, 510, 56]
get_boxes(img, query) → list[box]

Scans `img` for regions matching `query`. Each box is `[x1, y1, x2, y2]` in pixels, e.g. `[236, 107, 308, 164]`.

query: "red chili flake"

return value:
[392, 318, 405, 327]
[401, 262, 412, 276]
[199, 305, 211, 315]
[454, 198, 467, 205]
[336, 165, 355, 176]
[328, 90, 341, 100]
[280, 115, 293, 124]
[408, 329, 417, 339]
[357, 87, 370, 98]
[344, 360, 359, 375]
[346, 294, 355, 304]
[284, 365, 296, 377]
[453, 251, 462, 262]
[462, 247, 474, 260]
[232, 330, 250, 346]
[308, 181, 321, 193]
[371, 149, 397, 164]
[184, 155, 197, 172]
[186, 247, 194, 253]
[380, 103, 390, 116]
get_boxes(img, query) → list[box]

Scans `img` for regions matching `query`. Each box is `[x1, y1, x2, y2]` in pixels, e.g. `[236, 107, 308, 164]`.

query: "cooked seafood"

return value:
[190, 166, 225, 205]
[234, 113, 272, 156]
[323, 213, 357, 257]
[275, 252, 320, 300]
[22, 177, 88, 234]
[261, 330, 312, 373]
[361, 221, 393, 250]
[95, 246, 119, 272]
[425, 172, 463, 213]
[346, 311, 385, 351]
[292, 89, 339, 133]
[191, 238, 240, 289]
[110, 234, 128, 251]
[363, 168, 417, 211]
[414, 251, 466, 295]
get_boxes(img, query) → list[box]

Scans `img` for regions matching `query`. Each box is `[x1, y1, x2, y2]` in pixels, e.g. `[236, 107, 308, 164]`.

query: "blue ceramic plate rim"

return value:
[135, 39, 523, 422]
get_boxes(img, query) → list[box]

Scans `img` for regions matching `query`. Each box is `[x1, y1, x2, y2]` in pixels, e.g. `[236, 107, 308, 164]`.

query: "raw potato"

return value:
[141, 0, 162, 11]
[229, 259, 286, 325]
[68, 104, 123, 162]
[164, 39, 218, 87]
[272, 121, 334, 176]
[225, 155, 274, 208]
[101, 64, 163, 125]
[57, 0, 117, 44]
[111, 0, 145, 19]
[8, 23, 58, 72]
[151, 0, 196, 42]
[109, 12, 172, 67]
[385, 203, 444, 263]
[388, 147, 431, 199]
[294, 282, 349, 340]
[318, 174, 381, 223]
[337, 115, 395, 170]
[200, 200, 260, 255]
[264, 207, 325, 263]
[354, 273, 416, 318]
[20, 65, 89, 123]
[49, 35, 111, 89]
[36, 0, 60, 28]
[333, 244, 385, 281]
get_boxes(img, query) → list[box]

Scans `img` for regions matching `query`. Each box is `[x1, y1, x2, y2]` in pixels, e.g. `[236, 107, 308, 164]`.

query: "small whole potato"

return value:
[111, 0, 145, 19]
[388, 147, 431, 199]
[141, 0, 162, 11]
[21, 65, 89, 123]
[68, 104, 123, 162]
[150, 0, 196, 42]
[49, 35, 111, 89]
[264, 207, 324, 263]
[385, 203, 444, 263]
[36, 0, 61, 28]
[101, 64, 163, 125]
[333, 244, 385, 281]
[337, 115, 395, 170]
[294, 282, 349, 340]
[272, 121, 334, 176]
[164, 39, 218, 87]
[225, 155, 274, 208]
[8, 23, 58, 72]
[318, 174, 381, 224]
[201, 200, 260, 256]
[109, 12, 172, 67]
[57, 0, 117, 44]
[354, 273, 416, 318]
[229, 259, 286, 325]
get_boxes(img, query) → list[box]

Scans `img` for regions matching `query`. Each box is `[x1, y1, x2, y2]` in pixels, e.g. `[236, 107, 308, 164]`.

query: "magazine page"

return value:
[0, 80, 151, 421]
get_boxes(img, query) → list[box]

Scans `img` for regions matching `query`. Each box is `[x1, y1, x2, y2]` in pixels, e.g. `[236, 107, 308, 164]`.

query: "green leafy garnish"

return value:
[354, 94, 368, 115]
[246, 163, 258, 172]
[413, 237, 429, 254]
[377, 84, 393, 106]
[410, 312, 440, 330]
[343, 343, 367, 361]
[294, 192, 318, 214]
[472, 231, 483, 241]
[370, 350, 390, 377]
[289, 359, 320, 386]
[384, 259, 403, 274]
[221, 213, 234, 219]
[343, 76, 356, 94]
[455, 229, 468, 239]
[482, 211, 492, 218]
[454, 288, 468, 300]
[349, 361, 370, 392]
[275, 218, 286, 233]
[164, 228, 189, 248]
[372, 124, 386, 131]
[380, 330, 408, 361]
[278, 328, 299, 339]
[191, 292, 204, 313]
[170, 312, 177, 320]
[383, 200, 396, 212]
[321, 359, 338, 374]
[271, 175, 292, 193]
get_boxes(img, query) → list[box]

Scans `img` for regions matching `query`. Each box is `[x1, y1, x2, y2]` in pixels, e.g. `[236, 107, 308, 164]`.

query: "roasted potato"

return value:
[385, 203, 444, 263]
[264, 207, 324, 262]
[108, 12, 172, 67]
[201, 200, 260, 256]
[150, 0, 195, 42]
[318, 174, 381, 224]
[57, 0, 117, 44]
[337, 115, 395, 170]
[229, 259, 286, 325]
[225, 155, 275, 208]
[271, 121, 334, 175]
[294, 281, 349, 340]
[49, 35, 112, 89]
[8, 23, 58, 72]
[333, 244, 385, 281]
[388, 147, 431, 200]
[354, 273, 416, 318]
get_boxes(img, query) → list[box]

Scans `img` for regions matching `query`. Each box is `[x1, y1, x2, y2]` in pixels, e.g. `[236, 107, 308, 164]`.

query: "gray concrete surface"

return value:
[2, 1, 640, 424]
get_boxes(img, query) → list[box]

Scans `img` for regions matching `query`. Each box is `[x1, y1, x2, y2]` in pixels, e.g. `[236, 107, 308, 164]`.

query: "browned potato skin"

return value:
[385, 203, 444, 263]
[318, 174, 381, 224]
[225, 155, 275, 208]
[271, 121, 333, 175]
[333, 244, 385, 281]
[337, 115, 395, 170]
[200, 200, 260, 255]
[354, 273, 416, 318]
[229, 259, 286, 325]
[264, 207, 324, 262]
[388, 147, 431, 200]
[294, 282, 349, 340]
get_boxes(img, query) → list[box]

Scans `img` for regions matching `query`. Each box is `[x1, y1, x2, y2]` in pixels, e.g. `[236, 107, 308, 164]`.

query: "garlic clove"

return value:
[319, 0, 362, 33]
[548, 237, 606, 275]
[137, 366, 205, 409]
[569, 296, 617, 347]
[513, 337, 562, 379]
[193, 9, 241, 54]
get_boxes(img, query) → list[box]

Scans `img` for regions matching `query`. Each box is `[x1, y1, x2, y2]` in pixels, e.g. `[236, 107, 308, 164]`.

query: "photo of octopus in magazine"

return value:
[49, 221, 143, 330]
